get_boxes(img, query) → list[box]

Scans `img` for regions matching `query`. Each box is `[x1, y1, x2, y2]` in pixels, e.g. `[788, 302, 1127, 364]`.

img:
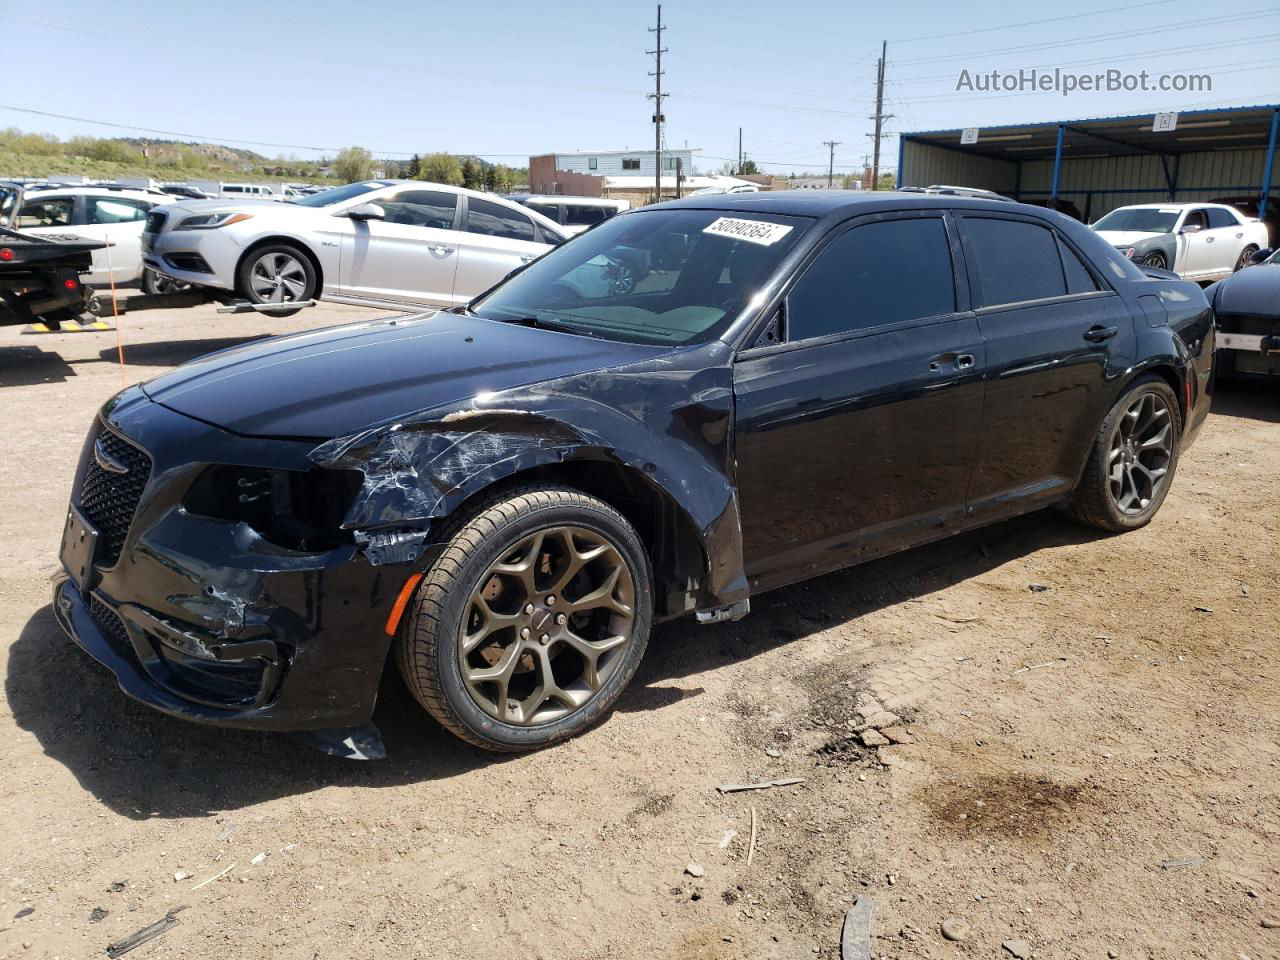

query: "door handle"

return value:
[1205, 236, 1215, 243]
[428, 244, 455, 255]
[1083, 325, 1118, 342]
[928, 351, 975, 372]
[520, 255, 536, 263]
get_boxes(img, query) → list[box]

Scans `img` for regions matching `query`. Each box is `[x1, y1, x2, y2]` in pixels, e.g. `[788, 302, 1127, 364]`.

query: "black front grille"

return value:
[164, 252, 213, 274]
[144, 210, 167, 234]
[90, 597, 130, 648]
[79, 425, 152, 567]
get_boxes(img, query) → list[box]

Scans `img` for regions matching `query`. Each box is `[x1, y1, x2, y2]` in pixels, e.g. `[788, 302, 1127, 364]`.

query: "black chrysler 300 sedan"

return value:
[53, 192, 1214, 755]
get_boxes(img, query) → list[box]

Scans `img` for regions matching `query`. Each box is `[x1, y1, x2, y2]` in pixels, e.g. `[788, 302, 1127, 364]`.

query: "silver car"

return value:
[142, 180, 567, 313]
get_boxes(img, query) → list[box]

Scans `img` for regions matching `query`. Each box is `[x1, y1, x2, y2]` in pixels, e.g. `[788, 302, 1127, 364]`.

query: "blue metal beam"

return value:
[896, 135, 905, 189]
[1050, 125, 1065, 201]
[1261, 107, 1280, 216]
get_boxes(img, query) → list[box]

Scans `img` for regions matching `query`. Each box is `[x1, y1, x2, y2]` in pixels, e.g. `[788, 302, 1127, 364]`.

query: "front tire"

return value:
[396, 487, 653, 752]
[1235, 245, 1258, 272]
[236, 243, 316, 317]
[1140, 251, 1168, 271]
[141, 268, 190, 296]
[1068, 375, 1181, 532]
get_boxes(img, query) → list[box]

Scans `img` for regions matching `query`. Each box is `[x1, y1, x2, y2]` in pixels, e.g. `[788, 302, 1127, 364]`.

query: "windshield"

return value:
[1093, 208, 1179, 234]
[291, 181, 384, 207]
[470, 208, 810, 346]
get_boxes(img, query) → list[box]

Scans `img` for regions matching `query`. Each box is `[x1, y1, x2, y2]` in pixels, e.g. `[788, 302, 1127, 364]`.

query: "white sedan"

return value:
[6, 184, 176, 288]
[1091, 202, 1269, 281]
[142, 180, 567, 313]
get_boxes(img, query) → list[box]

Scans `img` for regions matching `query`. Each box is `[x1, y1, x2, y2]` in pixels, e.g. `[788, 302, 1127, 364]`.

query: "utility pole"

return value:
[870, 40, 894, 191]
[737, 127, 743, 175]
[823, 140, 840, 188]
[647, 4, 668, 204]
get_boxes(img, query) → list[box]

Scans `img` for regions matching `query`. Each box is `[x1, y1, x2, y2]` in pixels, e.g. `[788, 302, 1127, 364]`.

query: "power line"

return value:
[889, 0, 1172, 43]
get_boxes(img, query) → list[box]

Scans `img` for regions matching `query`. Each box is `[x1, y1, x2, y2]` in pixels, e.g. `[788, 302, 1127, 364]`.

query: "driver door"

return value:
[1178, 208, 1214, 277]
[339, 189, 461, 305]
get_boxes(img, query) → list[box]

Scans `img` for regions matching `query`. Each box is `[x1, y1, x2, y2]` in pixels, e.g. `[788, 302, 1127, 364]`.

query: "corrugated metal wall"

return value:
[901, 138, 1278, 223]
[1018, 146, 1277, 220]
[899, 141, 1017, 193]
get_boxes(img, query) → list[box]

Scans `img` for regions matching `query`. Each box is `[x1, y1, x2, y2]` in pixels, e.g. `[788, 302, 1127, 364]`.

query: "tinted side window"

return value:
[16, 196, 75, 228]
[1206, 207, 1236, 229]
[467, 198, 536, 242]
[964, 217, 1066, 307]
[564, 204, 606, 226]
[88, 197, 150, 224]
[379, 190, 457, 229]
[787, 217, 955, 342]
[1058, 239, 1099, 294]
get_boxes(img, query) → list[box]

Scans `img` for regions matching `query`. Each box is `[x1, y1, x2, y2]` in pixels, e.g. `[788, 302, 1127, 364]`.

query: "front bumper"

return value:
[51, 387, 426, 732]
[143, 227, 242, 292]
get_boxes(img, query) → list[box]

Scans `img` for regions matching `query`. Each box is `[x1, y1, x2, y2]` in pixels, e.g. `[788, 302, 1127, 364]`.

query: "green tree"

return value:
[491, 164, 512, 192]
[419, 152, 463, 185]
[739, 159, 758, 175]
[334, 145, 373, 183]
[406, 153, 421, 178]
[876, 172, 896, 190]
[461, 156, 484, 190]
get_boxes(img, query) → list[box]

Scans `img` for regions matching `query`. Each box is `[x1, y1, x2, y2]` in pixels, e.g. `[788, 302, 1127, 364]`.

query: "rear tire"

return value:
[396, 486, 653, 752]
[1068, 375, 1181, 532]
[236, 243, 316, 318]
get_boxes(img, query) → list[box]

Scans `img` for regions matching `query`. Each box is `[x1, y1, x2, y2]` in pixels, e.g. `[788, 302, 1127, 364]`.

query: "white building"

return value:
[551, 148, 698, 177]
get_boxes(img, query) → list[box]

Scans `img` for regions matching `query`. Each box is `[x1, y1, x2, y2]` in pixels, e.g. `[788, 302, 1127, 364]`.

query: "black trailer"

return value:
[0, 226, 104, 328]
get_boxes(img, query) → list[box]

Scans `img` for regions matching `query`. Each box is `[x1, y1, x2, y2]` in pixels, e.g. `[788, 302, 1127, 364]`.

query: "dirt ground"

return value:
[0, 303, 1276, 960]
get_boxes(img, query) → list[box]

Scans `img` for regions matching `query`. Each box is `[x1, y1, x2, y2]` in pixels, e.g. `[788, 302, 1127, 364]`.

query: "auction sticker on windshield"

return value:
[703, 217, 793, 246]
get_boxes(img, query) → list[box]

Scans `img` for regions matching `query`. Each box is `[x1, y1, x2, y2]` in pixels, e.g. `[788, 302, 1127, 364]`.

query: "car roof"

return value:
[518, 195, 627, 206]
[16, 185, 165, 201]
[656, 189, 1037, 218]
[1109, 202, 1235, 211]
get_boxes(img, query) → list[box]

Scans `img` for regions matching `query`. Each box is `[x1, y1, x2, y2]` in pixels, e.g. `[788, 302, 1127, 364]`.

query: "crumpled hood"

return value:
[1095, 229, 1166, 247]
[1212, 263, 1280, 317]
[142, 311, 667, 438]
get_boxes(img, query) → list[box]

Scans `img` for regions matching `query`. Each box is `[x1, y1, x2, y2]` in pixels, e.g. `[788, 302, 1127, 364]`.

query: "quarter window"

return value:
[787, 217, 956, 341]
[377, 190, 457, 229]
[16, 196, 75, 228]
[1058, 239, 1099, 294]
[963, 217, 1067, 307]
[466, 198, 536, 242]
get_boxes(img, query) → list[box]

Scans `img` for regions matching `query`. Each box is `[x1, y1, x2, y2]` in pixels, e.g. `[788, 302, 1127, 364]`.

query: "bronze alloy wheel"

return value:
[1107, 391, 1174, 515]
[459, 525, 637, 725]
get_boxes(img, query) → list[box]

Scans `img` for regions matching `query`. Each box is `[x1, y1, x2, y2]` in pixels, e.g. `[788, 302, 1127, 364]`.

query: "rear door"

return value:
[453, 197, 551, 299]
[81, 194, 154, 283]
[957, 213, 1135, 521]
[339, 188, 460, 305]
[733, 211, 986, 591]
[1205, 206, 1246, 273]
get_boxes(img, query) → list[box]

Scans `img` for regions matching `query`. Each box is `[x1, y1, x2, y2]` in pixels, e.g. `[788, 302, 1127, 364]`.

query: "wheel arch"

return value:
[235, 235, 324, 297]
[1117, 361, 1188, 430]
[423, 457, 710, 622]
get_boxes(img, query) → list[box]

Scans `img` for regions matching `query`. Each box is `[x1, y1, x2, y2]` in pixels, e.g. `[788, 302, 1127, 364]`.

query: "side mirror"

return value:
[1248, 248, 1274, 265]
[347, 203, 385, 222]
[1180, 223, 1202, 234]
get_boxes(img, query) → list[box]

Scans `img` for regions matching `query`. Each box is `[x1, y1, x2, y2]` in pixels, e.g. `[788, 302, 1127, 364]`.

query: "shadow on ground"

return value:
[1212, 378, 1279, 423]
[96, 336, 272, 367]
[9, 509, 1100, 819]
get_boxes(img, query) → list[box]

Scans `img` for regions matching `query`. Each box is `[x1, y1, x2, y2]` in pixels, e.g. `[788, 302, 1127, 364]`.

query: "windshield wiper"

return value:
[482, 313, 600, 338]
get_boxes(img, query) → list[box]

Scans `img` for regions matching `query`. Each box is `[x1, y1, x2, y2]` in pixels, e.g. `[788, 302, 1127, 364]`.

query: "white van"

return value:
[219, 183, 278, 200]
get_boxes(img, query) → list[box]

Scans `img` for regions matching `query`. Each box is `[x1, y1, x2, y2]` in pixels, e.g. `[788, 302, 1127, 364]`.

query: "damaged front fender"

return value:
[310, 343, 749, 611]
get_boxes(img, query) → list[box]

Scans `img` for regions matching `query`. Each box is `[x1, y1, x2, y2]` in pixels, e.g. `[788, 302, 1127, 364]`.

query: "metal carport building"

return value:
[897, 104, 1279, 224]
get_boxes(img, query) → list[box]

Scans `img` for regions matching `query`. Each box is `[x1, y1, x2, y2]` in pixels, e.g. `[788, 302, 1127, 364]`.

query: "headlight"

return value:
[184, 465, 362, 552]
[174, 212, 254, 230]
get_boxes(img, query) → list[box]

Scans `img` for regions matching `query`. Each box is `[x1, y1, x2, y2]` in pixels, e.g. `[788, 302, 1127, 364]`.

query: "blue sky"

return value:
[4, 0, 1277, 174]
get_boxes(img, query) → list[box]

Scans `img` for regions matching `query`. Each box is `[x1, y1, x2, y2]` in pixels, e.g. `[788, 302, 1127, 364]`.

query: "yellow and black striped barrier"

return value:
[23, 318, 115, 334]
